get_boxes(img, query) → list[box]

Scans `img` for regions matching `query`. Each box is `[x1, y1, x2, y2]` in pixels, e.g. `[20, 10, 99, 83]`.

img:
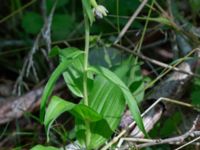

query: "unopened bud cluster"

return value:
[90, 0, 108, 19]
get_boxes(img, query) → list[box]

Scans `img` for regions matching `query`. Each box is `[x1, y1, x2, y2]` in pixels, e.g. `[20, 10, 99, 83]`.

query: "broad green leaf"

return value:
[30, 145, 59, 150]
[88, 66, 147, 136]
[75, 60, 144, 148]
[44, 96, 75, 136]
[87, 76, 125, 148]
[48, 46, 60, 58]
[63, 69, 84, 97]
[59, 47, 85, 97]
[75, 117, 113, 149]
[44, 96, 112, 143]
[52, 14, 75, 40]
[89, 47, 125, 68]
[40, 51, 83, 122]
[90, 119, 113, 138]
[59, 47, 94, 98]
[40, 60, 73, 122]
[75, 118, 87, 146]
[44, 96, 104, 126]
[22, 12, 43, 34]
[160, 112, 182, 137]
[89, 77, 124, 126]
[59, 47, 84, 60]
[81, 0, 95, 24]
[71, 104, 102, 122]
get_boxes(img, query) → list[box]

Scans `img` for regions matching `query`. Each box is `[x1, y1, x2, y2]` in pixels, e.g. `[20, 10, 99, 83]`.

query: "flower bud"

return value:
[93, 5, 108, 19]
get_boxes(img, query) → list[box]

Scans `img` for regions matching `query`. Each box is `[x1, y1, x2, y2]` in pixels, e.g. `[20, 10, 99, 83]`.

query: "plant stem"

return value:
[90, 0, 98, 7]
[83, 8, 89, 106]
[83, 6, 91, 149]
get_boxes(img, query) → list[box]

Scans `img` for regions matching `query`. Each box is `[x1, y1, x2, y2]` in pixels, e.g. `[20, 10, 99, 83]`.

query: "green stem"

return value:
[83, 9, 89, 106]
[90, 0, 98, 8]
[83, 6, 91, 149]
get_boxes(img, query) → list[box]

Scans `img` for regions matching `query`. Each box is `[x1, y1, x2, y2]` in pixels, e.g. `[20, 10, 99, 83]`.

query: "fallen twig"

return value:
[0, 81, 64, 125]
[136, 116, 200, 149]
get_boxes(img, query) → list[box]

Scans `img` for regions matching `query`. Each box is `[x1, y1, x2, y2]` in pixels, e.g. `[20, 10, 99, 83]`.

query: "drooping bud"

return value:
[92, 5, 108, 19]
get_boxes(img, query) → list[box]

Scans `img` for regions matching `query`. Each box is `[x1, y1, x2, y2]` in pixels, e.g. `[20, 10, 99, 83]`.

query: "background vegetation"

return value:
[0, 0, 200, 149]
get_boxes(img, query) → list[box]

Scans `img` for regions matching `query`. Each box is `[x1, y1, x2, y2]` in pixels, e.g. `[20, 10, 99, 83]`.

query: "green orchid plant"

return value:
[31, 0, 146, 149]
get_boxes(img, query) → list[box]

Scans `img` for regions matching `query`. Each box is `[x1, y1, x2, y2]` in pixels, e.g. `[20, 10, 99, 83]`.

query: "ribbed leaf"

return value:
[87, 76, 125, 148]
[60, 47, 94, 98]
[40, 60, 73, 122]
[44, 96, 75, 138]
[88, 66, 147, 136]
[75, 117, 113, 148]
[40, 49, 83, 122]
[59, 47, 84, 60]
[30, 145, 59, 150]
[44, 96, 112, 143]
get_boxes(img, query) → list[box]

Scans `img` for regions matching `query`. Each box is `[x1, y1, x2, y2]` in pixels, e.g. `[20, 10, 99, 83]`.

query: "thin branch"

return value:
[117, 131, 200, 149]
[114, 0, 149, 44]
[115, 116, 200, 149]
[175, 136, 200, 150]
[136, 116, 200, 148]
[113, 44, 200, 78]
